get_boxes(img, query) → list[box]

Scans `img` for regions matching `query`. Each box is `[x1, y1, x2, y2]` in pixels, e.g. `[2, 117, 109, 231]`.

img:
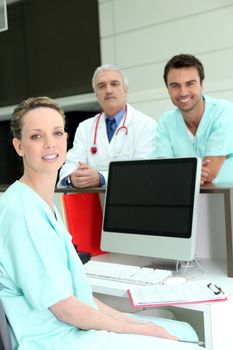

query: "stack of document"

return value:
[128, 280, 227, 308]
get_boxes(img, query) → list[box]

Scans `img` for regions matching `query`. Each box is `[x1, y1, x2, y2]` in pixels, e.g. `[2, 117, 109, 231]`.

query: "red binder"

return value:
[62, 193, 105, 256]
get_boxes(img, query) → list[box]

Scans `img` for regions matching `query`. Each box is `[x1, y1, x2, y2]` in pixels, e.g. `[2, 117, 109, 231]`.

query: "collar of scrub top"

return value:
[90, 105, 127, 154]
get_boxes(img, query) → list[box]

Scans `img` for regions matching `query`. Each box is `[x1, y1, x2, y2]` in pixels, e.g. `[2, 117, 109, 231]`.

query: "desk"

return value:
[199, 184, 233, 277]
[55, 187, 105, 194]
[88, 253, 233, 350]
[1, 184, 233, 276]
[54, 184, 233, 277]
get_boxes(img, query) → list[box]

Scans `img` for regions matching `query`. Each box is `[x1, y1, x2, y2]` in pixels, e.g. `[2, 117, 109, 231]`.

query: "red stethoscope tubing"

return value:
[90, 105, 128, 154]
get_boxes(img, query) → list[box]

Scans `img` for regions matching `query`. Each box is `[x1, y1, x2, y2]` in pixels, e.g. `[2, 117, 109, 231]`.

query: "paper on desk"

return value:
[128, 280, 227, 308]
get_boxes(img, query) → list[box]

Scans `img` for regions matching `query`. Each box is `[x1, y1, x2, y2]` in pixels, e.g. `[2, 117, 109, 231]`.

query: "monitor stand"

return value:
[143, 258, 181, 271]
[143, 256, 204, 274]
[178, 256, 204, 274]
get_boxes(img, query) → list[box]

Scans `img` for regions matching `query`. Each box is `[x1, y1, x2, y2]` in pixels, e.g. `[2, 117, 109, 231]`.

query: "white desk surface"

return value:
[88, 253, 233, 312]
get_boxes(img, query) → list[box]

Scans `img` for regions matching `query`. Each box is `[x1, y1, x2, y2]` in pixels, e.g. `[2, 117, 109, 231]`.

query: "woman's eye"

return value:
[31, 134, 42, 140]
[55, 131, 64, 136]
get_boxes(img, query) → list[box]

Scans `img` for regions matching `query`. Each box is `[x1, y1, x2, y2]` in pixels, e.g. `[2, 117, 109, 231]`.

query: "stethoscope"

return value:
[90, 105, 128, 154]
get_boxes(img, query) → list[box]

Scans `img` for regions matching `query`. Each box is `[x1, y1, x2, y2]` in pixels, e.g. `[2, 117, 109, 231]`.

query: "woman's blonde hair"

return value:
[11, 96, 66, 139]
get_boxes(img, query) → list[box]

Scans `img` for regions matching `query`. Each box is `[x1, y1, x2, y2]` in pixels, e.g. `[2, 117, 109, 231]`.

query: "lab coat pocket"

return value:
[112, 147, 134, 160]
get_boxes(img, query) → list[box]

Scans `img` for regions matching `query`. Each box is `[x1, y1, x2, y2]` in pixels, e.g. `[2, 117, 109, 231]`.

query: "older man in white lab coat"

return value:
[58, 64, 157, 188]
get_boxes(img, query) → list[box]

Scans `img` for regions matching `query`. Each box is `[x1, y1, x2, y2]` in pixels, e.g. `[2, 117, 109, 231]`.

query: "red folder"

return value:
[62, 193, 105, 256]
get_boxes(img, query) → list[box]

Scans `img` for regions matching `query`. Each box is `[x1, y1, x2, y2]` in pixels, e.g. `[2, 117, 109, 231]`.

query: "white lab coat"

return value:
[58, 104, 157, 186]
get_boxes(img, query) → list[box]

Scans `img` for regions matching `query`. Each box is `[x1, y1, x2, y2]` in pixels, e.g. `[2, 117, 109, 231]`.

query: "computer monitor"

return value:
[101, 157, 201, 263]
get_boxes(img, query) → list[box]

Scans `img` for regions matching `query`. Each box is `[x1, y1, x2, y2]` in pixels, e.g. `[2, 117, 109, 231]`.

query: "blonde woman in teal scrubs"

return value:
[0, 97, 201, 350]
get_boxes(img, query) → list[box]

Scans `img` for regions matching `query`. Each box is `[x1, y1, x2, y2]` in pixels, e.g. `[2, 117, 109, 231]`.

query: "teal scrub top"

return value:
[155, 95, 233, 184]
[0, 182, 201, 350]
[0, 181, 97, 349]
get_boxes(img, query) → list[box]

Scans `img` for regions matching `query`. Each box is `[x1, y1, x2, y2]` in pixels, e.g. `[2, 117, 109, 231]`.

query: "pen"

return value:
[179, 339, 205, 346]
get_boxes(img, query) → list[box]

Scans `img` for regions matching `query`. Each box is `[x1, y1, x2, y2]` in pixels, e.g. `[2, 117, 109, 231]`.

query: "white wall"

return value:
[1, 1, 233, 121]
[99, 0, 233, 121]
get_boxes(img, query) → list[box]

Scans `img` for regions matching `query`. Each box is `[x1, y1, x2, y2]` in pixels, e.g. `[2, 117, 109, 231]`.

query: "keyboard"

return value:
[84, 260, 172, 285]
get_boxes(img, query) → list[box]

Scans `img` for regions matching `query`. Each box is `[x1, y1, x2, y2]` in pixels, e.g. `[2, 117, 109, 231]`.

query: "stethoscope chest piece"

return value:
[90, 146, 97, 154]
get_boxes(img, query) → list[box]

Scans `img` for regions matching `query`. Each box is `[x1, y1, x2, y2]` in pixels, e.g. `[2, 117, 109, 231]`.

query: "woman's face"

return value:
[13, 107, 67, 176]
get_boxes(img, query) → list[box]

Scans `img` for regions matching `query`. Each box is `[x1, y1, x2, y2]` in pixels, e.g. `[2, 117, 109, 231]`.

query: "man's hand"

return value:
[201, 159, 210, 185]
[70, 162, 101, 188]
[201, 156, 225, 185]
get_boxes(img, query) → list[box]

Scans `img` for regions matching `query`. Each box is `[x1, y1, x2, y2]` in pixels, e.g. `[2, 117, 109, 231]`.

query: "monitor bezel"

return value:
[101, 157, 201, 262]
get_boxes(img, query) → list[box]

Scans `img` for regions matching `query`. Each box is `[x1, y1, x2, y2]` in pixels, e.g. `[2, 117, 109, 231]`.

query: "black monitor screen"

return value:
[104, 158, 198, 238]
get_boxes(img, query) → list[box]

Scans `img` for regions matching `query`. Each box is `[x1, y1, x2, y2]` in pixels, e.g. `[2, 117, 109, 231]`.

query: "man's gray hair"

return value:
[92, 64, 129, 91]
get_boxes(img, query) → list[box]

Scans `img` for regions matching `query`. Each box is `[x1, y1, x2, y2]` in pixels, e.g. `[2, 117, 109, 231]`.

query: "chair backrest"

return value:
[62, 193, 104, 256]
[0, 301, 12, 350]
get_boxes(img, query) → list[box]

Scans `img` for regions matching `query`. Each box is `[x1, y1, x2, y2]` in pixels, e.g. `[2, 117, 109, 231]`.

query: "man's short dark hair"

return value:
[163, 54, 205, 86]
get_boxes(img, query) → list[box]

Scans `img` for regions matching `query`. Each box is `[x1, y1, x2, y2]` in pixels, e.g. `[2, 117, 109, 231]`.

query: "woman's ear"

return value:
[12, 138, 24, 157]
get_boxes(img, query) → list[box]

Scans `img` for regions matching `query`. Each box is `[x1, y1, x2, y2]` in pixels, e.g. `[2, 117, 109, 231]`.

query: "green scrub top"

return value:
[155, 95, 233, 184]
[0, 181, 96, 349]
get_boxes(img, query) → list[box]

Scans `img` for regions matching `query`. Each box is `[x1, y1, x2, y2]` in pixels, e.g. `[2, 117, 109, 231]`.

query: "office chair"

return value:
[62, 193, 104, 256]
[0, 300, 12, 350]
